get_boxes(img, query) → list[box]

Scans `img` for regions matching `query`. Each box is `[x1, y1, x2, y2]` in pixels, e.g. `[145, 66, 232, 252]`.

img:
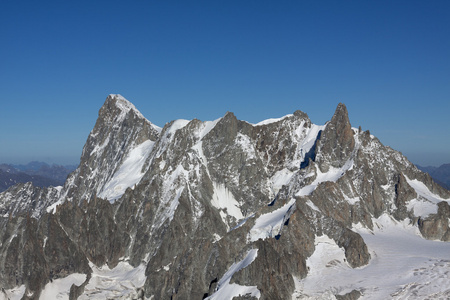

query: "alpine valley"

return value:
[1, 95, 449, 300]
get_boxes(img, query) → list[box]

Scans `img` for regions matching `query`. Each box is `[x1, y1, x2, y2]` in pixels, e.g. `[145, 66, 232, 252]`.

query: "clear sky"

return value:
[1, 1, 449, 166]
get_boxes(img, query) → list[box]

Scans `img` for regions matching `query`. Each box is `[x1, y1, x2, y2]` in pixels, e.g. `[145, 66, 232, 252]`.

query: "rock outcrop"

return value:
[0, 95, 449, 299]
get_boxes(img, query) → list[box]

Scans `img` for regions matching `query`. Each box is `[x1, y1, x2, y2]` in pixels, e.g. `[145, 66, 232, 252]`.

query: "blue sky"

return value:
[1, 1, 449, 166]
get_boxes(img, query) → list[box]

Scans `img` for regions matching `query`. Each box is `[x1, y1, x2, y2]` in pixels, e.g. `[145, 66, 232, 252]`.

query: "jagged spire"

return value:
[330, 103, 350, 127]
[315, 102, 355, 172]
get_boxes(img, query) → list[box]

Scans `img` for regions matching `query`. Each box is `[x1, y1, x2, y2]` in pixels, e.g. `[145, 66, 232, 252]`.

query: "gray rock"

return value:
[316, 103, 355, 173]
[418, 201, 450, 241]
[335, 289, 362, 300]
[0, 95, 448, 299]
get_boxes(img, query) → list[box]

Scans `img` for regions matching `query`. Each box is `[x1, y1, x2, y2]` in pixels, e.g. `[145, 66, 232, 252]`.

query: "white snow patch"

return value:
[271, 168, 294, 195]
[79, 261, 146, 300]
[235, 133, 256, 159]
[343, 195, 360, 205]
[306, 235, 348, 276]
[109, 94, 162, 133]
[406, 176, 449, 203]
[230, 213, 255, 232]
[292, 235, 348, 299]
[45, 186, 66, 214]
[167, 119, 190, 136]
[296, 161, 353, 197]
[152, 165, 188, 229]
[212, 233, 222, 243]
[110, 94, 145, 120]
[299, 124, 324, 159]
[98, 140, 155, 202]
[46, 198, 64, 214]
[405, 176, 450, 218]
[163, 263, 171, 271]
[211, 183, 244, 230]
[306, 200, 320, 212]
[197, 118, 221, 139]
[248, 198, 295, 242]
[40, 273, 86, 300]
[165, 187, 183, 223]
[206, 249, 260, 300]
[0, 285, 25, 300]
[254, 114, 293, 126]
[407, 198, 438, 218]
[381, 183, 391, 191]
[90, 135, 111, 156]
[293, 214, 450, 299]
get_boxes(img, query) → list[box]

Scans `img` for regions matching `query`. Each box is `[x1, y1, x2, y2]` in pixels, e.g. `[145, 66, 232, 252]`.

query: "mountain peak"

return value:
[107, 94, 138, 112]
[316, 102, 355, 172]
[2, 96, 450, 299]
[65, 95, 161, 204]
[101, 94, 146, 123]
[330, 102, 350, 126]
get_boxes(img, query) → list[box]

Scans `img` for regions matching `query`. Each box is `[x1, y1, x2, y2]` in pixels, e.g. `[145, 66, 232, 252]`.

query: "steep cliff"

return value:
[0, 95, 449, 299]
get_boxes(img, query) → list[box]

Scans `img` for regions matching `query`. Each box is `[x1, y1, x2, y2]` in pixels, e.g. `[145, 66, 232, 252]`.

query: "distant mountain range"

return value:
[0, 162, 77, 192]
[417, 164, 450, 190]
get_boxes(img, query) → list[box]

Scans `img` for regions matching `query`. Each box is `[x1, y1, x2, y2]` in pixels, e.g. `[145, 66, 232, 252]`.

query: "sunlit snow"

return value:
[206, 249, 260, 300]
[34, 261, 147, 300]
[405, 175, 450, 218]
[109, 95, 161, 133]
[296, 159, 354, 197]
[0, 285, 25, 300]
[248, 198, 295, 242]
[39, 274, 87, 300]
[271, 168, 295, 195]
[254, 114, 293, 126]
[98, 140, 155, 202]
[211, 182, 244, 230]
[293, 214, 450, 299]
[197, 118, 222, 139]
[79, 262, 146, 300]
[306, 200, 320, 212]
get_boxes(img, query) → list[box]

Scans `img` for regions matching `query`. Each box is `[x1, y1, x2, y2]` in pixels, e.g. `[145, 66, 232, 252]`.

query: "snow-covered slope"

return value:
[0, 96, 449, 300]
[294, 214, 450, 299]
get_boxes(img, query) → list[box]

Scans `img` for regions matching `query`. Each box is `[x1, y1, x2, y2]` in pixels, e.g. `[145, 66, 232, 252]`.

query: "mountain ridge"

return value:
[0, 94, 449, 299]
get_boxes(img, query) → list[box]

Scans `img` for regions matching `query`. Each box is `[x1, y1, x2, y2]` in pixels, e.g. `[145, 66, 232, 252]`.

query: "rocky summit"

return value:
[1, 94, 449, 300]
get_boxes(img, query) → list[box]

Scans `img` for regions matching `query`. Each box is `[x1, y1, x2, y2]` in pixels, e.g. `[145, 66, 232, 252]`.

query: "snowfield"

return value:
[10, 261, 148, 300]
[293, 214, 450, 299]
[248, 198, 296, 242]
[99, 140, 155, 202]
[405, 175, 450, 218]
[212, 182, 245, 230]
[206, 249, 260, 300]
[79, 262, 146, 300]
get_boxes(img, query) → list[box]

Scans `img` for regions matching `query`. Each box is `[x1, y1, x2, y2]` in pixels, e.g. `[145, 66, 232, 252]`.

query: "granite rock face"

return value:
[0, 96, 449, 299]
[316, 103, 355, 173]
[418, 201, 450, 241]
